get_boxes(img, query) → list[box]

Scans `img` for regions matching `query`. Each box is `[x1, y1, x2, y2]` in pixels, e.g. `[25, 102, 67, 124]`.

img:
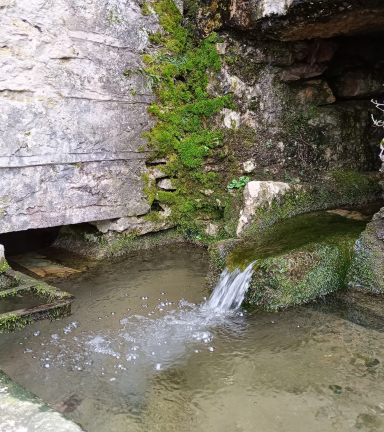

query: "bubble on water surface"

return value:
[63, 322, 78, 335]
[86, 335, 121, 358]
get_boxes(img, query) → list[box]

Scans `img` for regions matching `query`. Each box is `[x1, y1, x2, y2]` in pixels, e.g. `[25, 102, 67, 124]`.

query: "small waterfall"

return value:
[206, 261, 256, 311]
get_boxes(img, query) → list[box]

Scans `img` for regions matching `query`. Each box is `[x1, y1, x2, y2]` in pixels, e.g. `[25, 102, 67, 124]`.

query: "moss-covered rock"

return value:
[208, 210, 370, 310]
[245, 241, 354, 310]
[348, 207, 384, 292]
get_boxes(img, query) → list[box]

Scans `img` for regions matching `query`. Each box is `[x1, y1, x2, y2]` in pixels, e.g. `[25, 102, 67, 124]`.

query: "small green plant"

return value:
[149, 31, 163, 45]
[137, 68, 161, 90]
[285, 173, 297, 183]
[124, 69, 132, 78]
[24, 132, 30, 136]
[225, 57, 234, 65]
[107, 8, 122, 24]
[141, 2, 152, 15]
[227, 176, 250, 190]
[264, 141, 273, 149]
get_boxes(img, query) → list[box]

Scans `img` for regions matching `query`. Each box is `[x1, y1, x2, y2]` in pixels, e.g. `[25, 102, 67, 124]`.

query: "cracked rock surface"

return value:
[0, 0, 161, 233]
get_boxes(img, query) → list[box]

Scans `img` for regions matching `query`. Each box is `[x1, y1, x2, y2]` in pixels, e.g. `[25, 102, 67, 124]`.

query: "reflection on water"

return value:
[0, 244, 384, 432]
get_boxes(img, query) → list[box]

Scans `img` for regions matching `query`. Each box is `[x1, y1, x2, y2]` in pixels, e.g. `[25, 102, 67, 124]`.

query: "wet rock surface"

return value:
[209, 209, 377, 309]
[0, 368, 83, 432]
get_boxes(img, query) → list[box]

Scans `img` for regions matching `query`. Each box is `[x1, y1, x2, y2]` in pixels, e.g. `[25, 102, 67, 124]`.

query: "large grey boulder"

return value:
[0, 0, 162, 233]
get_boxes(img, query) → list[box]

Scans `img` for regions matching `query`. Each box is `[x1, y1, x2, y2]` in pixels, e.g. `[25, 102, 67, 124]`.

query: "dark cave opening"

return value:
[0, 226, 62, 257]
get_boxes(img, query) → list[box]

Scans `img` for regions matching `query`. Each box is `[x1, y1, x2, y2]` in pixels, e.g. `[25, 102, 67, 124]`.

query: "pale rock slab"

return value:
[236, 181, 291, 236]
[222, 109, 241, 129]
[205, 222, 220, 237]
[0, 161, 150, 234]
[90, 205, 173, 235]
[148, 167, 167, 180]
[157, 178, 176, 190]
[242, 160, 256, 173]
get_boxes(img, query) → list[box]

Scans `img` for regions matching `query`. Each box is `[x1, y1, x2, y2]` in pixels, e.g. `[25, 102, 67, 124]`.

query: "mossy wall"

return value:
[348, 216, 384, 292]
[134, 1, 382, 243]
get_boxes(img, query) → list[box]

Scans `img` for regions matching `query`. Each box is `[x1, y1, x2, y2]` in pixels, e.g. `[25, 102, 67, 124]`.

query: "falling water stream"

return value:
[1, 216, 384, 431]
[206, 261, 256, 310]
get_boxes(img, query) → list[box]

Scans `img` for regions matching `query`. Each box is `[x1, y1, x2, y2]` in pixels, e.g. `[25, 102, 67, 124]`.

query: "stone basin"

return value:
[0, 266, 75, 333]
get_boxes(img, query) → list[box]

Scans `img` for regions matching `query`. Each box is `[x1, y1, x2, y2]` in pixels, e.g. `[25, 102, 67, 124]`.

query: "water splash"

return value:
[206, 261, 256, 311]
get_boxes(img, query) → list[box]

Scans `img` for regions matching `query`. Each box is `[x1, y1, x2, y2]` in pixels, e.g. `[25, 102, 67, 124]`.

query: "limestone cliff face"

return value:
[0, 0, 161, 233]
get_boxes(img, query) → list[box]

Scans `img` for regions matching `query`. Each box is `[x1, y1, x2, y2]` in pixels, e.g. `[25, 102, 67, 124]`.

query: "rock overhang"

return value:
[197, 0, 384, 41]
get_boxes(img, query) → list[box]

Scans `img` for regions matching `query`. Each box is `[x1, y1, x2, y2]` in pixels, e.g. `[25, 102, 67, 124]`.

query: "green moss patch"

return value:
[245, 240, 355, 311]
[139, 0, 235, 236]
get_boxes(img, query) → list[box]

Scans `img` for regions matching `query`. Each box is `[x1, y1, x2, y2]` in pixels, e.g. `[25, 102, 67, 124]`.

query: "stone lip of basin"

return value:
[0, 268, 75, 333]
[0, 368, 84, 432]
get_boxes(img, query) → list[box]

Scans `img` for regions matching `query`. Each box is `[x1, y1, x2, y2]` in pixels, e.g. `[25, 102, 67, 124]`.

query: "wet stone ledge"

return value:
[0, 368, 84, 432]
